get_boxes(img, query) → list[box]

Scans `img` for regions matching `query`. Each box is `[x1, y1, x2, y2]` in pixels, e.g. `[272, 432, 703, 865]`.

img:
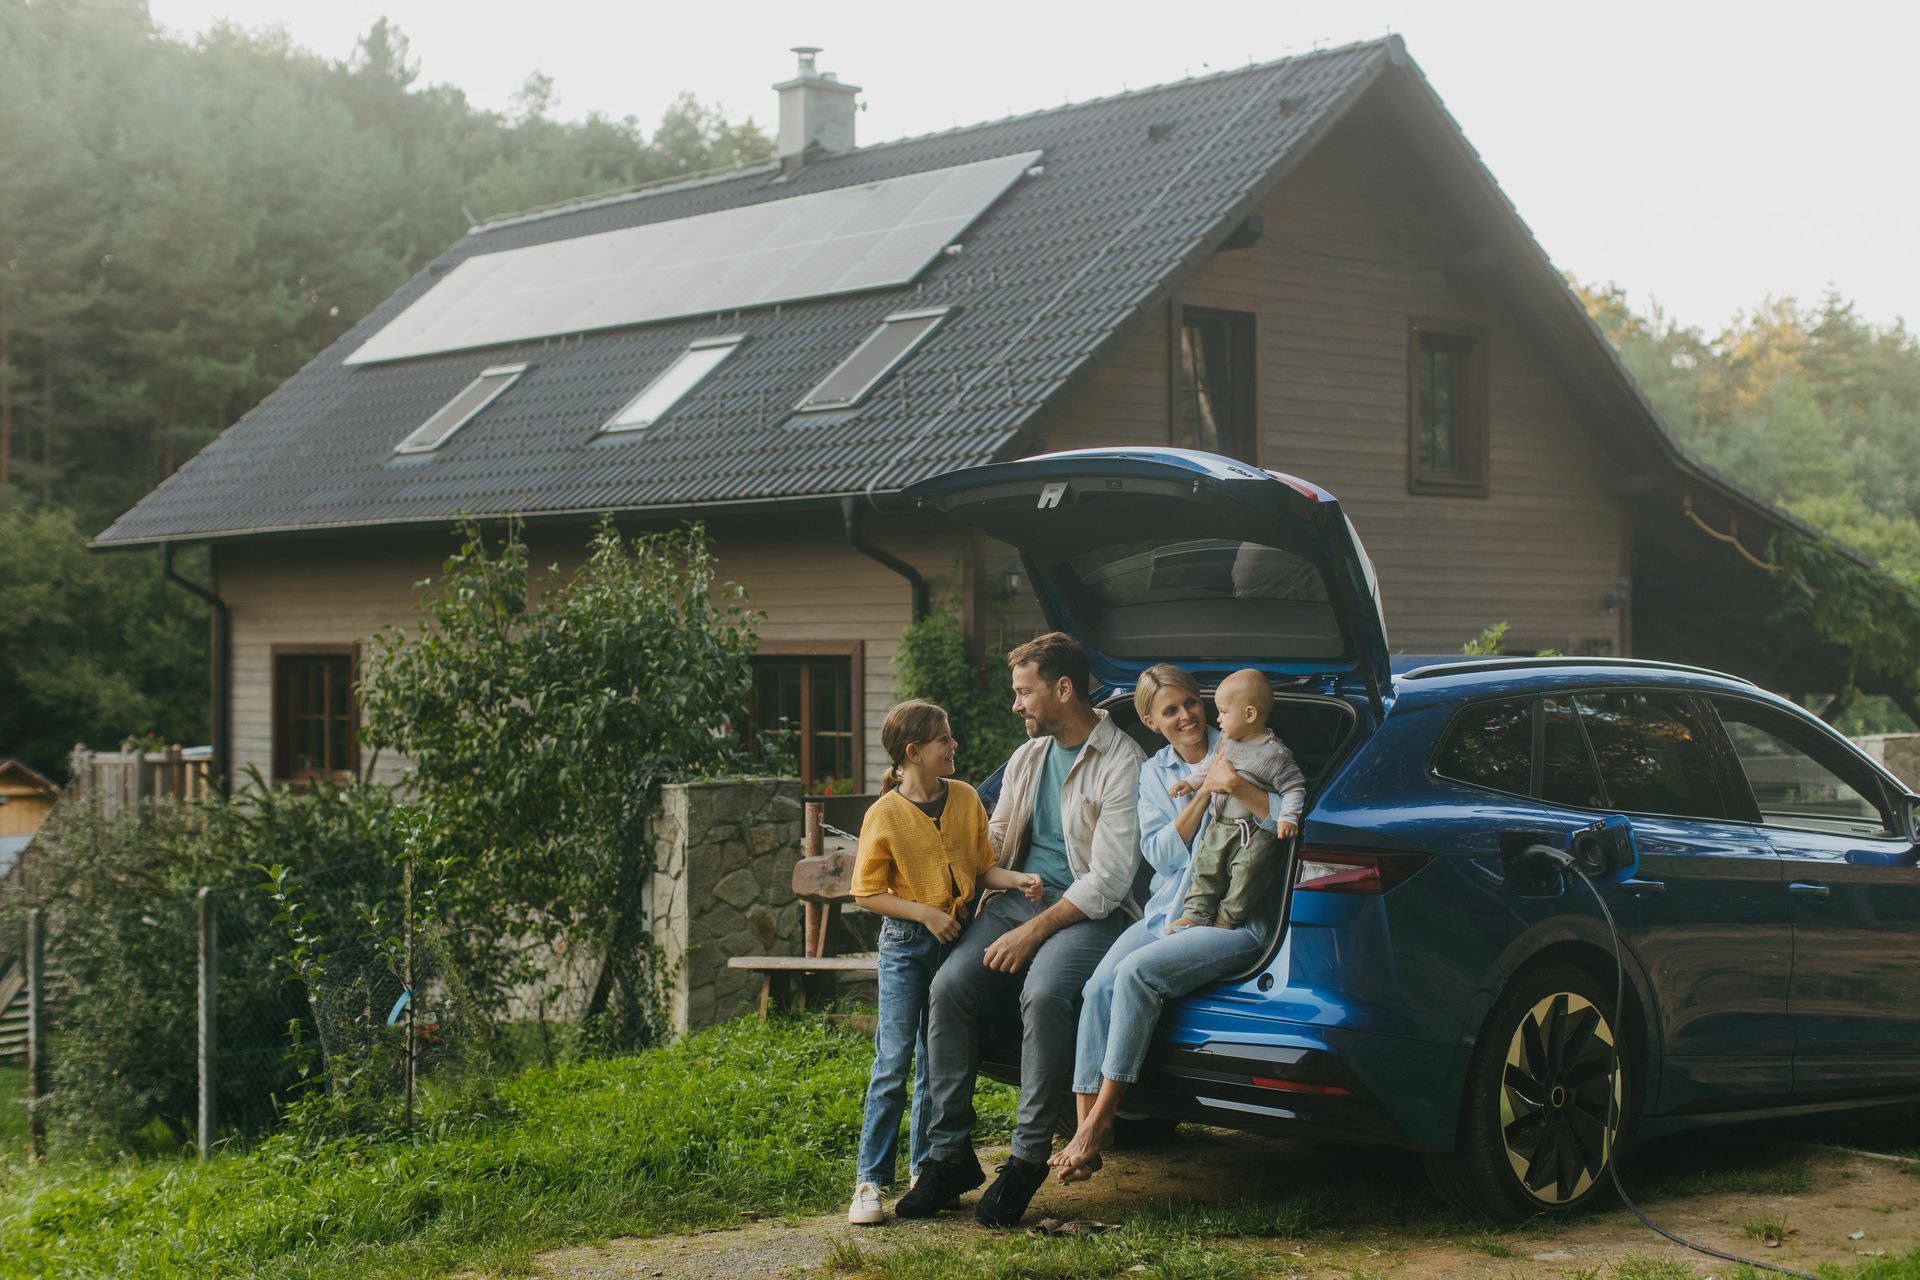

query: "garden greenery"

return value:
[11, 777, 398, 1150]
[358, 517, 787, 1052]
[894, 602, 1026, 786]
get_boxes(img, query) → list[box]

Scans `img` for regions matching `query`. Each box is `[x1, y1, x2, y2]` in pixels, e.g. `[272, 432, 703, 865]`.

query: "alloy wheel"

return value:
[1498, 991, 1621, 1204]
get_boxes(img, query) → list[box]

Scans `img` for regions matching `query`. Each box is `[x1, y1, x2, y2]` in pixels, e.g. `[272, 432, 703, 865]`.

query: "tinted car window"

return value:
[1575, 691, 1727, 820]
[1435, 697, 1532, 796]
[1541, 696, 1604, 808]
[1711, 698, 1893, 836]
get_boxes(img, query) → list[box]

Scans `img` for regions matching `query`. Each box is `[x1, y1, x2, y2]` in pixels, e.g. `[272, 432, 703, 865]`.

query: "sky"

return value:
[145, 0, 1918, 335]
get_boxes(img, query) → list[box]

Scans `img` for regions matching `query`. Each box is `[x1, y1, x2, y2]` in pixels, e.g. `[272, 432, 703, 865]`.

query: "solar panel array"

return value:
[345, 150, 1042, 366]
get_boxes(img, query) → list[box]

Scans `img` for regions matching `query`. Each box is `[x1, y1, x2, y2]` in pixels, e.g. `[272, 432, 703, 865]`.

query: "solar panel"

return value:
[346, 151, 1041, 366]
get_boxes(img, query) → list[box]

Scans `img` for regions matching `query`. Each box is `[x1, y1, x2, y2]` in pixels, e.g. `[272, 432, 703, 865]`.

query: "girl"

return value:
[848, 700, 1042, 1225]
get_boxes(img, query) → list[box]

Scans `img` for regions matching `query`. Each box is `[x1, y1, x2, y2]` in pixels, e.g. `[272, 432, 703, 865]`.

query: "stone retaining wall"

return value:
[1852, 733, 1920, 791]
[651, 778, 805, 1033]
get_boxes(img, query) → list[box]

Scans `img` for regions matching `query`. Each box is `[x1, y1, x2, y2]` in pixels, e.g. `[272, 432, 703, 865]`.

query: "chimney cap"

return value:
[791, 46, 822, 75]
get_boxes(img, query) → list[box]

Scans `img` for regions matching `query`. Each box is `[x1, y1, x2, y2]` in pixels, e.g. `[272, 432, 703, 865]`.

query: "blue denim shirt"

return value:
[1137, 727, 1277, 937]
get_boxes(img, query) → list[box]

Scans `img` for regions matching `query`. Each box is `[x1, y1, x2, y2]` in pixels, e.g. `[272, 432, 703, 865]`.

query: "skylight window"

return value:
[796, 309, 949, 412]
[393, 364, 527, 454]
[601, 335, 745, 434]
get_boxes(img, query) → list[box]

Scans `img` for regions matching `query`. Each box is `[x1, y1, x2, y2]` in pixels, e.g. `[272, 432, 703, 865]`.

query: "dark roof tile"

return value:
[97, 41, 1392, 545]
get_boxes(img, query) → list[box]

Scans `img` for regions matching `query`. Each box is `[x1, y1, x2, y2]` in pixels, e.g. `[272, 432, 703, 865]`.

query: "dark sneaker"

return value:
[973, 1156, 1050, 1228]
[893, 1149, 984, 1218]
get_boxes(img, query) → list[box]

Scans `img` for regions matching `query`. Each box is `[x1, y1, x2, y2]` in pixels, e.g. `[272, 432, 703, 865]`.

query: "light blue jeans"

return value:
[855, 915, 945, 1187]
[1074, 916, 1265, 1094]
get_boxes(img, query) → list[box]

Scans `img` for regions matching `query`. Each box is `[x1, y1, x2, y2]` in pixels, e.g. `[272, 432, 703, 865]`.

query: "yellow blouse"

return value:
[850, 780, 995, 919]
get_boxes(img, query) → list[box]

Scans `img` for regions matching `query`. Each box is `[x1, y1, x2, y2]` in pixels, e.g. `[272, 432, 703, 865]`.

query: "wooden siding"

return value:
[1014, 108, 1630, 658]
[214, 514, 961, 792]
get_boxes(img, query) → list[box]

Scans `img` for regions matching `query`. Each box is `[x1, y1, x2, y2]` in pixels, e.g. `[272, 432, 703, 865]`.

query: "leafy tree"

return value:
[0, 502, 206, 775]
[358, 519, 785, 1050]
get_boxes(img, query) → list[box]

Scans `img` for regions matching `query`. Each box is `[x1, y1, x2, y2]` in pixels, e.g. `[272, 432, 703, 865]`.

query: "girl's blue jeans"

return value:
[855, 914, 946, 1187]
[1073, 915, 1265, 1094]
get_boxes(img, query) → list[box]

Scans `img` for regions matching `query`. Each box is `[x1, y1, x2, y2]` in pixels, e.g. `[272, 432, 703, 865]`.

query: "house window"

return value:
[795, 309, 948, 412]
[1174, 306, 1256, 462]
[751, 655, 857, 792]
[273, 649, 359, 783]
[394, 364, 528, 454]
[601, 335, 745, 433]
[1408, 320, 1488, 495]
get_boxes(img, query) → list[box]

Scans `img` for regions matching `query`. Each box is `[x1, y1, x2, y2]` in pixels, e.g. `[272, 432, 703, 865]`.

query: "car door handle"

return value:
[1622, 877, 1665, 899]
[1788, 881, 1831, 900]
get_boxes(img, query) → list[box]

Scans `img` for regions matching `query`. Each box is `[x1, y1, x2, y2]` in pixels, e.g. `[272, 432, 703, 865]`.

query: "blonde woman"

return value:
[1052, 664, 1284, 1182]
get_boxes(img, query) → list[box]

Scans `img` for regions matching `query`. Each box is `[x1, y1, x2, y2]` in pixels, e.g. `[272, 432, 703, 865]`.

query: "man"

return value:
[894, 631, 1145, 1227]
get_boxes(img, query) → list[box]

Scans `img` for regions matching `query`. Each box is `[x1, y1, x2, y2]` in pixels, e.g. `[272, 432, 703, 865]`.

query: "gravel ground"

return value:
[534, 1127, 1920, 1279]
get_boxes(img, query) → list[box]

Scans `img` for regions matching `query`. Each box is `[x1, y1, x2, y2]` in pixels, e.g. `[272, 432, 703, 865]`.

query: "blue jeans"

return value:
[1074, 916, 1264, 1093]
[924, 887, 1131, 1166]
[855, 915, 945, 1187]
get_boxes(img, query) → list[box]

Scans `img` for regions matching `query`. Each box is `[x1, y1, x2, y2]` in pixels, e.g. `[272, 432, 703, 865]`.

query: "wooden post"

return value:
[164, 744, 184, 802]
[197, 887, 216, 1158]
[802, 802, 827, 959]
[25, 907, 45, 1162]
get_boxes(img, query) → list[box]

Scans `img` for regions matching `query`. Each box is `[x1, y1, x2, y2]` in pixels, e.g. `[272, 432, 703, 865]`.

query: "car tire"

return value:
[1425, 962, 1634, 1222]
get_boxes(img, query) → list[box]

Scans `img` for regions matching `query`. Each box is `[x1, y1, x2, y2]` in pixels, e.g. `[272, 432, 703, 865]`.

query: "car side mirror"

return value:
[1904, 794, 1920, 845]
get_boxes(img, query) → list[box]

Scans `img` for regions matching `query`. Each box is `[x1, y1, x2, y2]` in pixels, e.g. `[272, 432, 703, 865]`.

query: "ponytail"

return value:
[879, 700, 950, 792]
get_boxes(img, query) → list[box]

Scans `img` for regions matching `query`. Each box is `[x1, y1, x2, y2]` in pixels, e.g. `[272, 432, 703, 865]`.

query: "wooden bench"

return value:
[728, 801, 877, 1018]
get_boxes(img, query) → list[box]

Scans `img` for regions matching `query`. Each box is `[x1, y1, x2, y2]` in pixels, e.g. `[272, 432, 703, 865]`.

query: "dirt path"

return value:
[535, 1129, 1919, 1279]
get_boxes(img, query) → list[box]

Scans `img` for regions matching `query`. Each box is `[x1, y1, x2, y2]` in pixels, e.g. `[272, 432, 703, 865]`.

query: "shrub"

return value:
[13, 778, 398, 1150]
[358, 517, 788, 1052]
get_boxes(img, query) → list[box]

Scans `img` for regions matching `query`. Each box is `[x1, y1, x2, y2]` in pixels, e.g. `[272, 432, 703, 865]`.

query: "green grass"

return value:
[1461, 1229, 1512, 1257]
[1608, 1255, 1692, 1280]
[0, 1069, 25, 1165]
[1621, 1130, 1814, 1199]
[847, 1231, 1272, 1280]
[0, 1017, 1016, 1280]
[1741, 1212, 1788, 1242]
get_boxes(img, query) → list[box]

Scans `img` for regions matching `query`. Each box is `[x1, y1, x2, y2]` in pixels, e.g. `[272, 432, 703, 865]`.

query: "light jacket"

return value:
[1139, 727, 1276, 939]
[987, 709, 1146, 921]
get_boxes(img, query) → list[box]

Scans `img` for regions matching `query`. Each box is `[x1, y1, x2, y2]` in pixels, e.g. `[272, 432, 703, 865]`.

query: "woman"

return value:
[1050, 663, 1287, 1182]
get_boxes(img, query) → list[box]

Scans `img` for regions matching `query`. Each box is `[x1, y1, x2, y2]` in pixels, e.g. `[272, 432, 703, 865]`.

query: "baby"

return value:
[1169, 668, 1307, 931]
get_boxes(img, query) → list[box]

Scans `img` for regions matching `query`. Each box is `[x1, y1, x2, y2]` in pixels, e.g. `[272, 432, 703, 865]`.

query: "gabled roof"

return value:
[96, 40, 1396, 546]
[0, 759, 57, 795]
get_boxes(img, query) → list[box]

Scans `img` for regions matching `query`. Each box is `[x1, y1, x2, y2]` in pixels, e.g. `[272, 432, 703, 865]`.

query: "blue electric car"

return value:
[905, 447, 1920, 1220]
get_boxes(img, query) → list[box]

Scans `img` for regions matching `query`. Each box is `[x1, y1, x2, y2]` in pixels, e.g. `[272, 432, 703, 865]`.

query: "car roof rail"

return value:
[1399, 656, 1758, 687]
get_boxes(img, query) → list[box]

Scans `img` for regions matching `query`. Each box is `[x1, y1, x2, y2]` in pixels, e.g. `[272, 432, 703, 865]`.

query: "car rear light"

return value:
[1251, 1076, 1351, 1096]
[1295, 849, 1430, 894]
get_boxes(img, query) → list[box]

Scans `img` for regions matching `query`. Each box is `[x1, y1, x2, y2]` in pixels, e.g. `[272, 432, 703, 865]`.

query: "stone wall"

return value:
[651, 778, 805, 1033]
[1853, 734, 1920, 791]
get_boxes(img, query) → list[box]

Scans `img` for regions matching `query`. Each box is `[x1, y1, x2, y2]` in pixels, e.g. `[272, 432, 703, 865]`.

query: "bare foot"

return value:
[1049, 1115, 1114, 1183]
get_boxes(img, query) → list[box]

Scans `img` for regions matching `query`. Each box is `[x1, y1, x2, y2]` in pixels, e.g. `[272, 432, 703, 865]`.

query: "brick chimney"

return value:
[773, 46, 861, 166]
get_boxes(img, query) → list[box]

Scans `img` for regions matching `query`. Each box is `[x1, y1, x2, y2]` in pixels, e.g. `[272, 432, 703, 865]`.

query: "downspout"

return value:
[841, 496, 928, 623]
[162, 544, 230, 798]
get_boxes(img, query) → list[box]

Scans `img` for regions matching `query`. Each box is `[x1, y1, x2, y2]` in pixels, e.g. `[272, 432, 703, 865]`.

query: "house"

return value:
[0, 759, 57, 881]
[95, 39, 1896, 796]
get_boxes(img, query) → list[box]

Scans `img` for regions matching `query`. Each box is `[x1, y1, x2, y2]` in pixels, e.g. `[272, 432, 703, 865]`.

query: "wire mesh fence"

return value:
[4, 852, 499, 1158]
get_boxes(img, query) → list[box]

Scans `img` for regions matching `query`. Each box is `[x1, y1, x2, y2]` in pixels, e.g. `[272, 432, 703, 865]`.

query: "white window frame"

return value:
[600, 335, 746, 434]
[393, 363, 529, 454]
[794, 308, 950, 413]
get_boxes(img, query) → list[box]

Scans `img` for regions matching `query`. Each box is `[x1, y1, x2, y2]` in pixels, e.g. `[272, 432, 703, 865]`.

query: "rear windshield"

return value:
[1059, 535, 1342, 660]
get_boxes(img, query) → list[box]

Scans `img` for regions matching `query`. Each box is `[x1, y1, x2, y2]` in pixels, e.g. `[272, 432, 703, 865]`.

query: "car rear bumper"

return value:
[979, 1013, 1467, 1152]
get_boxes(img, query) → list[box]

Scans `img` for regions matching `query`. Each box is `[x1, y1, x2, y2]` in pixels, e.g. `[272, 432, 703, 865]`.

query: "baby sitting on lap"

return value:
[1169, 668, 1306, 931]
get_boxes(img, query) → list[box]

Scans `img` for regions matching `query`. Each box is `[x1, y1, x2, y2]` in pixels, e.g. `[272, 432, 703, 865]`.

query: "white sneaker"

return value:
[848, 1181, 885, 1225]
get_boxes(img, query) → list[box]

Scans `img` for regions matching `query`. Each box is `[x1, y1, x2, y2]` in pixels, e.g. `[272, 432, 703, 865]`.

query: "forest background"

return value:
[4, 0, 1919, 778]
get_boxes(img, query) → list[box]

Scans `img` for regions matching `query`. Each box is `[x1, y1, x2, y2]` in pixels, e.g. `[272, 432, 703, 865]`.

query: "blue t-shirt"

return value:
[1025, 740, 1083, 891]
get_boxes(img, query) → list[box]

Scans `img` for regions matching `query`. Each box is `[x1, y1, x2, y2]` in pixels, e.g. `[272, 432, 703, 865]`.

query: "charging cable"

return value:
[1544, 849, 1816, 1280]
